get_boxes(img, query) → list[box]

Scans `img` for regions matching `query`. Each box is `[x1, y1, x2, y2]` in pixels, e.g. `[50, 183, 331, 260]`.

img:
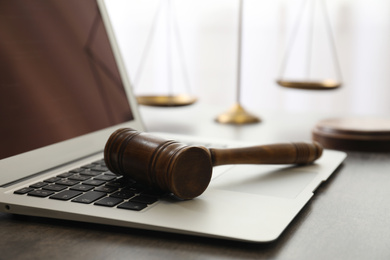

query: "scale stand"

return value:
[216, 0, 260, 124]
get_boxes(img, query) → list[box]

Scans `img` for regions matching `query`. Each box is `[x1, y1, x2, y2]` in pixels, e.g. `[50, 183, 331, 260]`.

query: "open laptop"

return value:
[0, 0, 346, 243]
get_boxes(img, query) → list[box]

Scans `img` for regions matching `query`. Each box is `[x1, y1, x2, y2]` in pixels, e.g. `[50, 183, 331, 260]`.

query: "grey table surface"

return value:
[1, 104, 389, 260]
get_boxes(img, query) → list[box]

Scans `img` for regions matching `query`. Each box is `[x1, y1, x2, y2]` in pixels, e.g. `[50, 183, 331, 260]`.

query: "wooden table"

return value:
[1, 104, 390, 259]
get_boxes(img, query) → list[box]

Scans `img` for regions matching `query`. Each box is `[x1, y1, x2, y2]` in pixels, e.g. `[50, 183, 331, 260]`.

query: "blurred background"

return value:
[104, 0, 390, 117]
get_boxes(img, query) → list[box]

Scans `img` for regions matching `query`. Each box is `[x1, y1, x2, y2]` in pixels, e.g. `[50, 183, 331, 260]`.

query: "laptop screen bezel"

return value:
[0, 0, 145, 186]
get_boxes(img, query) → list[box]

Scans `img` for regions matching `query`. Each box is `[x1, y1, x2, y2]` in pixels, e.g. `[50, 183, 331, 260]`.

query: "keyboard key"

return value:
[14, 187, 34, 195]
[28, 190, 55, 197]
[141, 189, 166, 197]
[81, 163, 95, 169]
[94, 197, 123, 207]
[50, 190, 82, 201]
[71, 191, 106, 204]
[79, 170, 101, 176]
[105, 179, 128, 188]
[94, 175, 116, 182]
[70, 184, 94, 192]
[130, 195, 158, 205]
[123, 182, 146, 193]
[104, 171, 116, 176]
[57, 172, 74, 178]
[68, 174, 91, 181]
[93, 159, 105, 165]
[83, 179, 105, 186]
[29, 182, 48, 189]
[69, 168, 84, 173]
[118, 201, 148, 211]
[43, 184, 67, 192]
[44, 177, 61, 183]
[94, 186, 118, 193]
[55, 179, 79, 186]
[91, 165, 108, 172]
[110, 190, 135, 199]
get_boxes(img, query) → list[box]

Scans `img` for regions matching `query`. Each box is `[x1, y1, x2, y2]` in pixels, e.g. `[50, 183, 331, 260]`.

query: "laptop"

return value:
[0, 0, 346, 243]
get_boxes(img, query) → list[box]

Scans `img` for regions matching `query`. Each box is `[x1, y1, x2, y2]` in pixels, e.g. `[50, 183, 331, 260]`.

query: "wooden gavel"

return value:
[104, 128, 323, 200]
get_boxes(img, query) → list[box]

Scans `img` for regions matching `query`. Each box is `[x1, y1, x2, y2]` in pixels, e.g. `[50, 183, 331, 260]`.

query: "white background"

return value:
[105, 0, 390, 117]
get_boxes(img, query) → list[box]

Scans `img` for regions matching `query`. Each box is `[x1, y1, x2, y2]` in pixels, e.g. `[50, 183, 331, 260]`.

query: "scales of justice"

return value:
[134, 0, 341, 123]
[132, 0, 390, 151]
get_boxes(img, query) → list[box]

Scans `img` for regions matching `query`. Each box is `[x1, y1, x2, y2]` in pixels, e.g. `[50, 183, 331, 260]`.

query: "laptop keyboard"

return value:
[13, 159, 165, 211]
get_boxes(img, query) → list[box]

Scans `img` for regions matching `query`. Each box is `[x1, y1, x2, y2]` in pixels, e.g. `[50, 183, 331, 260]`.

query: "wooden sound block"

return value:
[312, 118, 390, 152]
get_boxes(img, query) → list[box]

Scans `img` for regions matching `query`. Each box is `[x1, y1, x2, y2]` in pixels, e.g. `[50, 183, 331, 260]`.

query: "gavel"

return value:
[104, 128, 323, 200]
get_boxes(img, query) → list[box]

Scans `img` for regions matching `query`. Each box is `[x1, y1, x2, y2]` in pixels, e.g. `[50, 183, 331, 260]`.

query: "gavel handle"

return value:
[209, 142, 323, 166]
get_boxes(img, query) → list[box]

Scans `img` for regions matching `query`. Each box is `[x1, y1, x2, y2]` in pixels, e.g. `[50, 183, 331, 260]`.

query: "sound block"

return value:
[312, 117, 390, 152]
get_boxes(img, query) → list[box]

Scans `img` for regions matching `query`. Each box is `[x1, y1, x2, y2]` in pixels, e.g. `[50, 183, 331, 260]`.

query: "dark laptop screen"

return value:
[0, 0, 133, 160]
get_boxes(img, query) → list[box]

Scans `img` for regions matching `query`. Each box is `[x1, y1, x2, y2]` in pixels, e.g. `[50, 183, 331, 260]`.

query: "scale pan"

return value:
[277, 79, 341, 90]
[136, 94, 197, 107]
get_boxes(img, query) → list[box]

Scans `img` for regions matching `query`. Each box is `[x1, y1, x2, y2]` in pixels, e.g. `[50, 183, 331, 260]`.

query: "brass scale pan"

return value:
[276, 79, 341, 90]
[137, 94, 197, 107]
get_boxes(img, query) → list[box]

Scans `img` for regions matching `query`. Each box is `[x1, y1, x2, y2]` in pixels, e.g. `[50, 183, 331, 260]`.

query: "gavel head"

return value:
[104, 128, 212, 200]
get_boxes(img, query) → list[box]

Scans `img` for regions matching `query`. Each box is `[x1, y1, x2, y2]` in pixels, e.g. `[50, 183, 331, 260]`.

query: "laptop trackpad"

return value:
[211, 165, 317, 199]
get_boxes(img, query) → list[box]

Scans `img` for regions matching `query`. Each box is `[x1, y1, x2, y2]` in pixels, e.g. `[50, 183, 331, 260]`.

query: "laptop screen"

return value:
[0, 0, 133, 160]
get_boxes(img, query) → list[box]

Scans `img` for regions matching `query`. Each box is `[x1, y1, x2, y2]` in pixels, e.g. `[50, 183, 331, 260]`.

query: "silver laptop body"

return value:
[0, 0, 346, 243]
